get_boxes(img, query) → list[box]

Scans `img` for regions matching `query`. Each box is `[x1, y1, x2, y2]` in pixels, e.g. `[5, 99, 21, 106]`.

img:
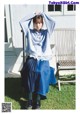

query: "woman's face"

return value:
[33, 19, 43, 31]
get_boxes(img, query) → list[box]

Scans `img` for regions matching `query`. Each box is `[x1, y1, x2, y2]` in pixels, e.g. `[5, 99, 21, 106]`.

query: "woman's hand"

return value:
[34, 12, 41, 15]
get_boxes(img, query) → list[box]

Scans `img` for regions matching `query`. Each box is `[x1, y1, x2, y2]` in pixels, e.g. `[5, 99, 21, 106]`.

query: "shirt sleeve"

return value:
[19, 13, 36, 37]
[41, 12, 55, 36]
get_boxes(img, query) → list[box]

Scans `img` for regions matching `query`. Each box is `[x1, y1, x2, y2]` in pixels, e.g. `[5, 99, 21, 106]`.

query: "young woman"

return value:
[19, 12, 57, 109]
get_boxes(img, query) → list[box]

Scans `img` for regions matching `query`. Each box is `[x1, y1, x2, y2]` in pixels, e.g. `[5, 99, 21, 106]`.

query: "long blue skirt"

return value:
[20, 56, 57, 99]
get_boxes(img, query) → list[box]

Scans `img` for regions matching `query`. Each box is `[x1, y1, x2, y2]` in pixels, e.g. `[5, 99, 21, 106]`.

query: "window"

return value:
[48, 5, 62, 11]
[64, 4, 76, 15]
[44, 5, 63, 15]
[48, 5, 54, 11]
[67, 5, 76, 11]
[44, 4, 76, 15]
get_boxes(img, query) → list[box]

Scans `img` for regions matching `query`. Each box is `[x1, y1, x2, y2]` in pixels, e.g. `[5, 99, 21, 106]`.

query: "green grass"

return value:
[5, 78, 75, 110]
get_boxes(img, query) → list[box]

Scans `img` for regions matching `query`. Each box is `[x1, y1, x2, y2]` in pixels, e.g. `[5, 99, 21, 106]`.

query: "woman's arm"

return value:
[41, 12, 55, 36]
[19, 12, 55, 36]
[19, 13, 36, 37]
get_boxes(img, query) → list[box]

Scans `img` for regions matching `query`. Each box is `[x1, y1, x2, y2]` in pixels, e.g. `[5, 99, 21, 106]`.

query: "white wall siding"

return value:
[53, 16, 75, 29]
[53, 29, 76, 61]
[10, 5, 43, 48]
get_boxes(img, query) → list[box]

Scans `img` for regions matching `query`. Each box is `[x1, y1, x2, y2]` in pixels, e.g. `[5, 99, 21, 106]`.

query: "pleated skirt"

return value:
[20, 56, 57, 98]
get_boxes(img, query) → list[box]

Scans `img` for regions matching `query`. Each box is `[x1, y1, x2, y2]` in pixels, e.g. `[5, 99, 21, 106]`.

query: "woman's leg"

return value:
[25, 92, 32, 109]
[32, 92, 41, 109]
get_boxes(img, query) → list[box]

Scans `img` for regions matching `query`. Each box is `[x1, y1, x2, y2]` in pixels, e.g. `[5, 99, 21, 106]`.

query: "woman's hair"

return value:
[33, 15, 43, 24]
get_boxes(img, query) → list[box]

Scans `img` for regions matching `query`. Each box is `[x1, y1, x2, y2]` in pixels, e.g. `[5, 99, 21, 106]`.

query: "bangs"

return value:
[35, 18, 43, 24]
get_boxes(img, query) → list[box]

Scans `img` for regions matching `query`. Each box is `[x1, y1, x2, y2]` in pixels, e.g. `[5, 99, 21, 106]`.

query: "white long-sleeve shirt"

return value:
[19, 12, 55, 60]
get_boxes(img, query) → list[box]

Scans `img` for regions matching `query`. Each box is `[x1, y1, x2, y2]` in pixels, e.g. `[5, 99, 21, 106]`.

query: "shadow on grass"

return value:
[5, 78, 28, 109]
[5, 77, 58, 109]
